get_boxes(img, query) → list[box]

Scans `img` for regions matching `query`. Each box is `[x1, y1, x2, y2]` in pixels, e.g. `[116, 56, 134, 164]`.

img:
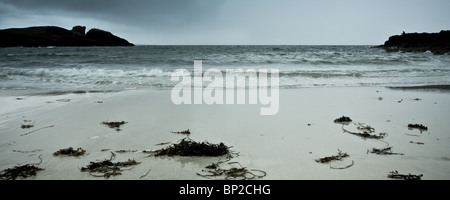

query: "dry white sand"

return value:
[1, 87, 449, 180]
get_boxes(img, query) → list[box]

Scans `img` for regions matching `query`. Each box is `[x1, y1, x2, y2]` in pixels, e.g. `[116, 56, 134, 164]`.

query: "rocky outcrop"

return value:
[378, 31, 450, 55]
[71, 25, 86, 36]
[85, 28, 133, 46]
[0, 26, 134, 47]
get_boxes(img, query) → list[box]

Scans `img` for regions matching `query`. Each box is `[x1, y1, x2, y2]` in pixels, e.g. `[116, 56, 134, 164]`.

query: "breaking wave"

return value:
[1, 45, 450, 92]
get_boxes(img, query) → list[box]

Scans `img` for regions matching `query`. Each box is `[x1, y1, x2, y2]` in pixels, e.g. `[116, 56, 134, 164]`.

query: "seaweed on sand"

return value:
[410, 141, 425, 145]
[114, 149, 138, 153]
[369, 147, 404, 155]
[21, 124, 34, 129]
[0, 155, 43, 180]
[198, 162, 266, 180]
[0, 164, 43, 180]
[388, 170, 423, 180]
[315, 149, 349, 163]
[53, 147, 86, 156]
[341, 123, 387, 139]
[101, 121, 127, 131]
[171, 129, 191, 135]
[20, 125, 54, 136]
[155, 142, 171, 146]
[315, 150, 354, 170]
[334, 116, 352, 124]
[13, 149, 42, 153]
[356, 123, 375, 133]
[80, 152, 140, 178]
[408, 124, 428, 132]
[198, 156, 266, 180]
[152, 138, 230, 157]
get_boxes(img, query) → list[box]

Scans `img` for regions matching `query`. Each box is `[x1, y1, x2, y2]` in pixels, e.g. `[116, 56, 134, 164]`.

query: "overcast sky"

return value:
[1, 0, 449, 45]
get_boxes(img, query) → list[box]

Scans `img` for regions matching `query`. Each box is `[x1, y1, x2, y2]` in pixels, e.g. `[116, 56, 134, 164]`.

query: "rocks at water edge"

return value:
[0, 25, 134, 47]
[377, 30, 450, 55]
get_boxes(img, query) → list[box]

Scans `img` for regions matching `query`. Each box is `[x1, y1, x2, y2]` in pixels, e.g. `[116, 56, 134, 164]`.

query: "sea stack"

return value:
[71, 26, 86, 36]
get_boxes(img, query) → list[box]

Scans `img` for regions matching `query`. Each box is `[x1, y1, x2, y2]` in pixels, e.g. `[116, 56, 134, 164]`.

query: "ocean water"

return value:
[1, 45, 449, 95]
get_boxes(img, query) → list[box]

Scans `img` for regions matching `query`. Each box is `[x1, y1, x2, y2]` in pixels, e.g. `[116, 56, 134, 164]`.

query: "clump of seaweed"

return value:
[171, 129, 191, 135]
[408, 124, 428, 133]
[80, 152, 140, 178]
[0, 155, 43, 180]
[53, 147, 86, 157]
[315, 149, 349, 163]
[388, 170, 423, 180]
[0, 164, 43, 180]
[101, 121, 127, 131]
[369, 147, 404, 155]
[21, 124, 34, 129]
[152, 138, 230, 157]
[334, 116, 352, 124]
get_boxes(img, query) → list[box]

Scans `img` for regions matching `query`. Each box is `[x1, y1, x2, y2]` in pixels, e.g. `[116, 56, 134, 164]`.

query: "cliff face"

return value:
[0, 26, 134, 47]
[380, 31, 450, 55]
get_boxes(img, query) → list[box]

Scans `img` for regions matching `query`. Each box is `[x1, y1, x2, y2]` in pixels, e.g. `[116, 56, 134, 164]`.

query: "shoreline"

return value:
[386, 85, 450, 91]
[1, 87, 450, 180]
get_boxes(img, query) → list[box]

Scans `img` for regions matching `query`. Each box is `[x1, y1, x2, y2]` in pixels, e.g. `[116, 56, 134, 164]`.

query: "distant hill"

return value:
[0, 26, 134, 47]
[378, 30, 450, 55]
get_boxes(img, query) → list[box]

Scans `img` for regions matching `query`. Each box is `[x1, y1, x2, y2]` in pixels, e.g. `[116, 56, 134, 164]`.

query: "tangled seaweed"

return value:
[356, 123, 375, 133]
[369, 147, 404, 155]
[53, 147, 86, 156]
[341, 123, 386, 139]
[152, 138, 230, 157]
[198, 159, 266, 180]
[0, 164, 43, 180]
[80, 152, 140, 178]
[0, 155, 43, 180]
[316, 150, 354, 170]
[315, 149, 349, 163]
[152, 138, 260, 179]
[388, 170, 423, 180]
[101, 121, 127, 131]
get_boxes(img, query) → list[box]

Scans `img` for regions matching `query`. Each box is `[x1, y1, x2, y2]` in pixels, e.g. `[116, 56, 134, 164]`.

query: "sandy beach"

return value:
[1, 86, 449, 180]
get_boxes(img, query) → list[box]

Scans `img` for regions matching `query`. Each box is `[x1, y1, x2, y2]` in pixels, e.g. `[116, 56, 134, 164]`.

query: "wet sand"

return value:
[1, 87, 450, 180]
[387, 85, 450, 91]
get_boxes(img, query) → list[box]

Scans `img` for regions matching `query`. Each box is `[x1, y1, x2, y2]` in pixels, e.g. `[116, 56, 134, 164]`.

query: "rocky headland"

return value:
[0, 25, 134, 47]
[378, 30, 450, 55]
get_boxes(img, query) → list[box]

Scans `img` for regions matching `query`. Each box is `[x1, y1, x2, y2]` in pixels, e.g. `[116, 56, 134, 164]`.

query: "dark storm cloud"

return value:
[1, 0, 224, 27]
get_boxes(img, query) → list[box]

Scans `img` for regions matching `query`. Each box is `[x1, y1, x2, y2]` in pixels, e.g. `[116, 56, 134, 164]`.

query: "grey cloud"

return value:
[1, 0, 225, 27]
